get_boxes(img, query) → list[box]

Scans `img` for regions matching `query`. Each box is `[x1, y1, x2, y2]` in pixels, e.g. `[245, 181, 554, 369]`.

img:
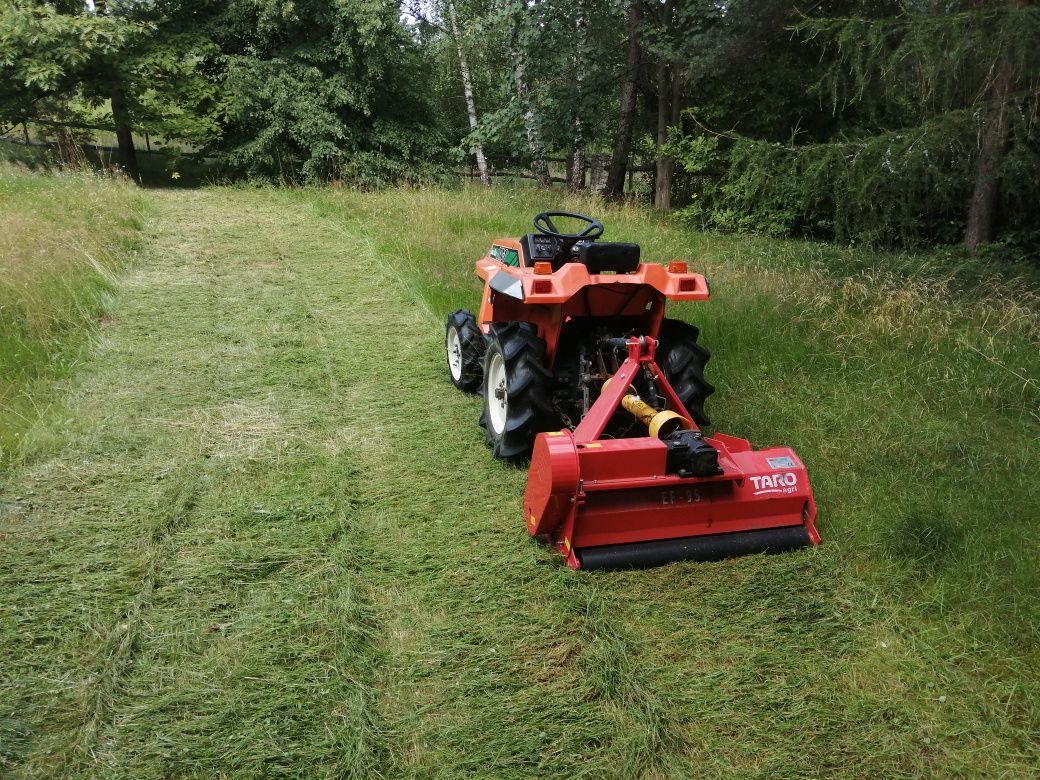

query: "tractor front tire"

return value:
[445, 309, 485, 393]
[480, 322, 554, 462]
[656, 318, 715, 427]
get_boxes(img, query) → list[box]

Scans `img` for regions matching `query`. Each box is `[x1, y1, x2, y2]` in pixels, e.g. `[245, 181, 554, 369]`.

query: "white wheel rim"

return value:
[447, 327, 463, 381]
[486, 352, 508, 435]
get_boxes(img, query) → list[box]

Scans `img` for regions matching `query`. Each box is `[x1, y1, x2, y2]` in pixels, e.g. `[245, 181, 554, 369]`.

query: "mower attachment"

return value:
[523, 337, 819, 570]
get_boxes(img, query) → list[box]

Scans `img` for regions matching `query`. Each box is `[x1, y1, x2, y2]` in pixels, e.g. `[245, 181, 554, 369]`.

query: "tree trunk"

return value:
[653, 63, 671, 210]
[964, 1, 1027, 252]
[964, 97, 1009, 251]
[110, 85, 139, 182]
[447, 0, 490, 187]
[603, 0, 642, 198]
[515, 62, 552, 189]
[654, 64, 683, 212]
[568, 0, 587, 192]
[94, 0, 138, 181]
[568, 148, 586, 192]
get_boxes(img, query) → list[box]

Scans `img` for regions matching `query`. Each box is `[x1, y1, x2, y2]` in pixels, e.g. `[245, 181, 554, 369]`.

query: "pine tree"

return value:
[791, 1, 1040, 251]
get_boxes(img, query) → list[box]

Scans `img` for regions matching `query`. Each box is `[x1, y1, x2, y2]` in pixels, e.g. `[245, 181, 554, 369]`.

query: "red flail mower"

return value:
[445, 211, 819, 570]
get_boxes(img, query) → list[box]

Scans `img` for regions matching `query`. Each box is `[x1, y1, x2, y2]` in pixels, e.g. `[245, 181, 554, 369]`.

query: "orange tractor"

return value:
[445, 211, 819, 569]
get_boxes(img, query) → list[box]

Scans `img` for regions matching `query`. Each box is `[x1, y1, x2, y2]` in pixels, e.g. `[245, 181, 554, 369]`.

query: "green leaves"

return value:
[206, 0, 446, 184]
[0, 2, 136, 121]
[664, 3, 1040, 253]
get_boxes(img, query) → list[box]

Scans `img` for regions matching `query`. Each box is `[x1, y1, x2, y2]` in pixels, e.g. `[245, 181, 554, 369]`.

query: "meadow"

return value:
[1, 167, 1037, 778]
[0, 167, 144, 460]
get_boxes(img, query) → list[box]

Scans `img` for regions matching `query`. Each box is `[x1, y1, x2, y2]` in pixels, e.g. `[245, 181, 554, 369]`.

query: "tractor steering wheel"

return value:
[533, 211, 605, 241]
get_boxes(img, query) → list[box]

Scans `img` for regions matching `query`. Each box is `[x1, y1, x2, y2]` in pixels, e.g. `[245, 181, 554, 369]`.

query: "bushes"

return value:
[675, 109, 1039, 256]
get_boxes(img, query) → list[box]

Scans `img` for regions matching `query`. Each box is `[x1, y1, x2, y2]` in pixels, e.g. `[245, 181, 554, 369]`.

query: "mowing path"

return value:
[1, 189, 1034, 778]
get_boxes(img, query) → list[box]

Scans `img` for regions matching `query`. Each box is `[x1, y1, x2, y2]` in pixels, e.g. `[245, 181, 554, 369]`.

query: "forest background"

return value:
[2, 0, 1038, 259]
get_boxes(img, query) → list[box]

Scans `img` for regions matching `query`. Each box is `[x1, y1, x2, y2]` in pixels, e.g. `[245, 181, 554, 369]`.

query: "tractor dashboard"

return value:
[520, 233, 559, 264]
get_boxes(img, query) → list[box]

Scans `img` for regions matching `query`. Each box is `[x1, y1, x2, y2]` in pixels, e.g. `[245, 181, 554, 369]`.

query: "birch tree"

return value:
[446, 0, 491, 186]
[505, 0, 551, 188]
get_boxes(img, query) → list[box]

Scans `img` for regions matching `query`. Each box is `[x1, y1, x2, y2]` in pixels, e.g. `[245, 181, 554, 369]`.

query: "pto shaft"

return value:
[616, 389, 693, 440]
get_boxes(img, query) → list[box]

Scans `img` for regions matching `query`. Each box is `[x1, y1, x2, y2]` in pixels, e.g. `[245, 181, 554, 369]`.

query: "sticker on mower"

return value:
[750, 473, 799, 496]
[766, 456, 797, 469]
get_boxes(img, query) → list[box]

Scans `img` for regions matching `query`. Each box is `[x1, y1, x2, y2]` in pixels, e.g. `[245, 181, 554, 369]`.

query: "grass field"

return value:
[0, 167, 144, 461]
[1, 169, 1038, 778]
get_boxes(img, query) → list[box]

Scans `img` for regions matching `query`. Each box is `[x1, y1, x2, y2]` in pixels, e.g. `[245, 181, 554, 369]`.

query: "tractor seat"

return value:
[577, 242, 641, 273]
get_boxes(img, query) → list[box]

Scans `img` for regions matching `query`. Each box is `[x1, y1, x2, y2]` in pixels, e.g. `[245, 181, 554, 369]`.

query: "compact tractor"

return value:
[445, 211, 819, 570]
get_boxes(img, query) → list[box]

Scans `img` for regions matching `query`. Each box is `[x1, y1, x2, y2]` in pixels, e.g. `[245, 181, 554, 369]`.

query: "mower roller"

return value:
[445, 211, 819, 570]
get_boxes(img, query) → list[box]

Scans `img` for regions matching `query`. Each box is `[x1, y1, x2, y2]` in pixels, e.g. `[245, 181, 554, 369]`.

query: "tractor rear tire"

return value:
[445, 309, 485, 393]
[656, 318, 715, 426]
[479, 322, 554, 462]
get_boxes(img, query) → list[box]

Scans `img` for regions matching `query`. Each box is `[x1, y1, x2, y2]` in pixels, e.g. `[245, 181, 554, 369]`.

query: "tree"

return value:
[603, 0, 642, 198]
[567, 0, 588, 192]
[649, 0, 678, 210]
[637, 0, 728, 211]
[0, 2, 132, 136]
[799, 1, 1040, 251]
[204, 0, 446, 184]
[503, 0, 551, 188]
[964, 0, 1033, 250]
[446, 0, 491, 186]
[663, 0, 1039, 253]
[1, 0, 220, 179]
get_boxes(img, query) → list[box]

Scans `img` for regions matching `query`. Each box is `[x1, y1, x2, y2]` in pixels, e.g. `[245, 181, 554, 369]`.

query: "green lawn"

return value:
[1, 170, 1038, 778]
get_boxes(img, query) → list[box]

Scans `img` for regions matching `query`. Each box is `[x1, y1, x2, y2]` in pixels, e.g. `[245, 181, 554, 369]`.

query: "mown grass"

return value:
[1, 181, 1037, 778]
[0, 165, 144, 461]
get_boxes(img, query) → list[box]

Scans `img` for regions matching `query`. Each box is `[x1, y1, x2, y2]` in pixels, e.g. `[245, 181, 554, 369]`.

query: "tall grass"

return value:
[309, 183, 1040, 645]
[0, 165, 144, 460]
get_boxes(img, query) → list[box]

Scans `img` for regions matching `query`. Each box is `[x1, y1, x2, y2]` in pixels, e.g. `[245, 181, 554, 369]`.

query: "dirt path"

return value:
[2, 189, 1033, 778]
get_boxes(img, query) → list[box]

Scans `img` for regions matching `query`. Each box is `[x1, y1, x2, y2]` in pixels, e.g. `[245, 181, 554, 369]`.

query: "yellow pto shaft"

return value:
[603, 378, 694, 440]
[620, 393, 692, 439]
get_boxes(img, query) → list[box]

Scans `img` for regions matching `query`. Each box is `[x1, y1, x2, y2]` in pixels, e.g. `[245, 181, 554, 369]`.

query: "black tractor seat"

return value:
[577, 242, 641, 273]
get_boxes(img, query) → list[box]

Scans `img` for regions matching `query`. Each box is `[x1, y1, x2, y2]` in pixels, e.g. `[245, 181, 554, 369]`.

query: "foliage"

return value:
[0, 1, 134, 127]
[3, 0, 1039, 250]
[445, 0, 628, 166]
[115, 29, 222, 145]
[676, 112, 983, 244]
[1, 0, 447, 185]
[670, 2, 1040, 254]
[798, 5, 1040, 118]
[202, 0, 448, 184]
